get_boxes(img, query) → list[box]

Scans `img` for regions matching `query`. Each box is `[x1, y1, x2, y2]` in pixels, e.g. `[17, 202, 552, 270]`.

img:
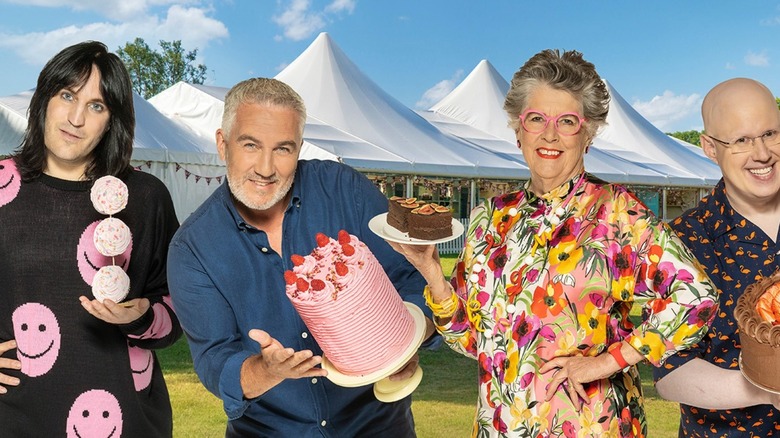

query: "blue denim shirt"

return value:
[168, 160, 431, 437]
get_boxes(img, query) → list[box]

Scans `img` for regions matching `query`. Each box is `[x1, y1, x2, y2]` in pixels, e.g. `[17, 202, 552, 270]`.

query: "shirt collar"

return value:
[522, 172, 585, 207]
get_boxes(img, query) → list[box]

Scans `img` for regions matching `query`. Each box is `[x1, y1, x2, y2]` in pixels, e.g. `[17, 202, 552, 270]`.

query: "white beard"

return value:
[227, 173, 294, 211]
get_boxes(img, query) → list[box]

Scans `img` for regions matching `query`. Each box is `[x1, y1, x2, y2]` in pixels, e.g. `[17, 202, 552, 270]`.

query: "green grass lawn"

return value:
[160, 254, 681, 437]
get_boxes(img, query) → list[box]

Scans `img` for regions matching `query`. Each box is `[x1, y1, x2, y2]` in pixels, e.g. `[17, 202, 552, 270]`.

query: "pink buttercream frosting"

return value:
[93, 217, 132, 257]
[285, 230, 416, 376]
[92, 265, 130, 303]
[90, 175, 128, 215]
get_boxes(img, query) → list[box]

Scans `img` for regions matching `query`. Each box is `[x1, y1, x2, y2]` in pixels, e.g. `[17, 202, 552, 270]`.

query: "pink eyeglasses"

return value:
[519, 109, 586, 136]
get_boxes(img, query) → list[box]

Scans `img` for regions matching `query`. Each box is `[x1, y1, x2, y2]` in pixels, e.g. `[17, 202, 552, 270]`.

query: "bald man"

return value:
[654, 78, 780, 436]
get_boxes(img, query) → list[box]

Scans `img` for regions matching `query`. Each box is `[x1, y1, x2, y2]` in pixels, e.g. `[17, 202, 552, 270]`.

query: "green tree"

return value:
[667, 130, 702, 147]
[117, 38, 207, 99]
[776, 97, 780, 110]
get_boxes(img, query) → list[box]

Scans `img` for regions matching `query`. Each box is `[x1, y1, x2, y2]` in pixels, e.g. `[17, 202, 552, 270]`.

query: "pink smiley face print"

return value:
[128, 344, 153, 391]
[0, 158, 21, 208]
[76, 220, 132, 285]
[11, 302, 61, 377]
[66, 389, 123, 438]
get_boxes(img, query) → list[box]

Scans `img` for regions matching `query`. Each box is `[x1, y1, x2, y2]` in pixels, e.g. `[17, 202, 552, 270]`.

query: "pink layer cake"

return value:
[285, 230, 416, 376]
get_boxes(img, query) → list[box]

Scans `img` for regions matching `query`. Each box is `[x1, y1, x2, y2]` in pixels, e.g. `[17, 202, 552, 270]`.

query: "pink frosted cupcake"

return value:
[92, 265, 131, 303]
[93, 217, 132, 257]
[91, 175, 128, 215]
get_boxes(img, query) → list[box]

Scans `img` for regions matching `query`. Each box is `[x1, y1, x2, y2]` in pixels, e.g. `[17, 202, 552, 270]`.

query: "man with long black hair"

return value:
[0, 41, 181, 436]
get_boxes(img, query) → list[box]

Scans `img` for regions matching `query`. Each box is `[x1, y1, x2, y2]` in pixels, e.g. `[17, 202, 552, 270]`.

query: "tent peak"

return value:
[314, 32, 332, 43]
[428, 60, 510, 140]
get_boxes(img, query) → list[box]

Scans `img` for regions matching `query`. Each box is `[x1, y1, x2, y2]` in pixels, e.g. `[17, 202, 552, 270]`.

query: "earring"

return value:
[516, 140, 522, 148]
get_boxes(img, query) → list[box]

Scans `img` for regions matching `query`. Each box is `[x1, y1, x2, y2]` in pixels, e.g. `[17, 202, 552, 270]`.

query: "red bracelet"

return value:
[608, 342, 629, 369]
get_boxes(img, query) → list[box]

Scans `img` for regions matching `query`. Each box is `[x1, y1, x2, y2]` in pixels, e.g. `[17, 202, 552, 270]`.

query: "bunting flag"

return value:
[132, 161, 153, 171]
[133, 160, 226, 186]
[130, 161, 703, 215]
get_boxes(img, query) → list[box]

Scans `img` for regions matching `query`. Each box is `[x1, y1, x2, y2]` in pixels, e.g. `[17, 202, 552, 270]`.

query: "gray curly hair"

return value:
[504, 49, 609, 139]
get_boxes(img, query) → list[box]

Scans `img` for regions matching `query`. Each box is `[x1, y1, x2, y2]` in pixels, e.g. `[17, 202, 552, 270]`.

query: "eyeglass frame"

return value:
[702, 129, 780, 154]
[518, 109, 587, 136]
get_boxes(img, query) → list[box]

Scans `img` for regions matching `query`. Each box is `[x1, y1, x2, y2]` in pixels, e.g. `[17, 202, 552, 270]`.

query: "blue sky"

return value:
[1, 1, 780, 133]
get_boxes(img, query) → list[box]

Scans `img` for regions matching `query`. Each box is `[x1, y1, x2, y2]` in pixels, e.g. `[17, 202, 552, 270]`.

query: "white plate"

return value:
[368, 212, 465, 245]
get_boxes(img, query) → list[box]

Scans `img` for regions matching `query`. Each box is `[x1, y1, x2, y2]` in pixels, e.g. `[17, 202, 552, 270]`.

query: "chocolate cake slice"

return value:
[407, 203, 452, 240]
[387, 197, 418, 232]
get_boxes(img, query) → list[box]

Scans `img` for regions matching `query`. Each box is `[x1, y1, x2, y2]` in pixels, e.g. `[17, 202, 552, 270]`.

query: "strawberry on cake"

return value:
[285, 230, 417, 376]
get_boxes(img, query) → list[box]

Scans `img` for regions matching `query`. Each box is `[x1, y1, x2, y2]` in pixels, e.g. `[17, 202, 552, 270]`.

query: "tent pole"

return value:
[470, 180, 477, 212]
[662, 188, 668, 221]
[406, 176, 413, 198]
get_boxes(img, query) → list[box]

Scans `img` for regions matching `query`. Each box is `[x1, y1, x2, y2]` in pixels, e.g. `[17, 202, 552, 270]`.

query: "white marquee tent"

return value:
[0, 91, 225, 222]
[149, 82, 412, 171]
[147, 32, 722, 218]
[274, 33, 528, 179]
[155, 37, 527, 179]
[423, 59, 722, 188]
[0, 90, 31, 149]
[156, 33, 718, 188]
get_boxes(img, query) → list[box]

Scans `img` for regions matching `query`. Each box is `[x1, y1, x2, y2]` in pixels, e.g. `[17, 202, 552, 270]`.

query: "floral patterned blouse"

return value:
[437, 172, 718, 438]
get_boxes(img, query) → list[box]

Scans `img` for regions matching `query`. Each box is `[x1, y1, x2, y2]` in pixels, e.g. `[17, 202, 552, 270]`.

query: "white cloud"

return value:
[725, 62, 736, 70]
[325, 0, 355, 14]
[415, 69, 464, 109]
[744, 50, 769, 67]
[273, 0, 356, 41]
[631, 91, 702, 132]
[0, 4, 227, 65]
[759, 5, 780, 25]
[153, 5, 228, 48]
[0, 0, 199, 21]
[273, 0, 326, 41]
[275, 62, 289, 72]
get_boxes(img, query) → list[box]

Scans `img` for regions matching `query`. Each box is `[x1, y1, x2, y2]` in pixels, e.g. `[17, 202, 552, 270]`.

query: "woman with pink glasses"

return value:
[388, 49, 718, 437]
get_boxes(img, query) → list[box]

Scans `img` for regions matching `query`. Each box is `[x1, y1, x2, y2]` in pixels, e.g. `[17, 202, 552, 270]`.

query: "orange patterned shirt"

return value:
[654, 179, 780, 437]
